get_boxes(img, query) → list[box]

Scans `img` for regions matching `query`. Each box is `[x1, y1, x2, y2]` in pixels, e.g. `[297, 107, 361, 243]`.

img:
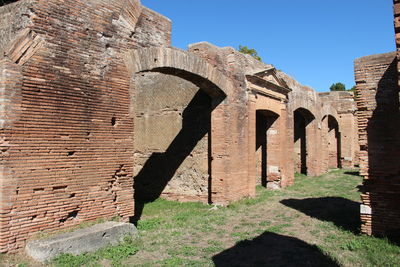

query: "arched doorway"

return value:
[327, 115, 341, 169]
[293, 108, 315, 175]
[124, 47, 234, 222]
[132, 72, 219, 203]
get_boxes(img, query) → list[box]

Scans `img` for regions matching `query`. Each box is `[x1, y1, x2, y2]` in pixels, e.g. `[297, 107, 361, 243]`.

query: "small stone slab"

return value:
[26, 221, 138, 262]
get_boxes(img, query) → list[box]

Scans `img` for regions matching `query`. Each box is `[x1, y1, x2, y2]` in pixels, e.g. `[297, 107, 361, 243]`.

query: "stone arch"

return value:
[321, 103, 339, 122]
[321, 114, 341, 170]
[293, 107, 317, 175]
[290, 99, 319, 122]
[124, 47, 231, 98]
[124, 47, 237, 221]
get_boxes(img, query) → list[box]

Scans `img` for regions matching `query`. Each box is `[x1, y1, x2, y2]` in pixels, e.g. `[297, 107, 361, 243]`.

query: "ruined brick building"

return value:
[0, 0, 358, 252]
[354, 0, 400, 240]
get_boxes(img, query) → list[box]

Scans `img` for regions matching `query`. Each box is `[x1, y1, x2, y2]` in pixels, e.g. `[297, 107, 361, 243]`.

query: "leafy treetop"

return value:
[329, 83, 356, 92]
[329, 82, 346, 91]
[239, 45, 262, 62]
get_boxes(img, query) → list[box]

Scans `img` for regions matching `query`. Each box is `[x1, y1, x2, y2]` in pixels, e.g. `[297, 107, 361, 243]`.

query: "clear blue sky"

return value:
[141, 0, 395, 92]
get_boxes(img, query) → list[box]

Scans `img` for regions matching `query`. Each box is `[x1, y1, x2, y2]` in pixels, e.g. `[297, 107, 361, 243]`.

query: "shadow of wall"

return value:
[132, 89, 214, 223]
[281, 197, 360, 233]
[212, 231, 339, 267]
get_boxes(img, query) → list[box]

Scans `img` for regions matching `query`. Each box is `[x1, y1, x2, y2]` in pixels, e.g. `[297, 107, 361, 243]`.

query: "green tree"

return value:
[239, 45, 262, 61]
[329, 82, 346, 91]
[349, 85, 356, 91]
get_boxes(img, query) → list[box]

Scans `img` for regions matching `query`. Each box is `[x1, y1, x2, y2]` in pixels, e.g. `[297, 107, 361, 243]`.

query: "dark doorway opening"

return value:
[328, 115, 341, 169]
[130, 71, 224, 224]
[294, 108, 314, 175]
[256, 110, 278, 187]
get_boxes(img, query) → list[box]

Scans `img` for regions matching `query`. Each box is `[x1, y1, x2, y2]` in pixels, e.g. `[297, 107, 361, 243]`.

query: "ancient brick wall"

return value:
[395, 0, 400, 63]
[327, 116, 340, 168]
[131, 7, 172, 48]
[187, 42, 255, 202]
[352, 0, 400, 239]
[0, 0, 360, 253]
[278, 72, 325, 177]
[188, 42, 295, 191]
[0, 0, 171, 252]
[355, 52, 400, 238]
[319, 91, 359, 169]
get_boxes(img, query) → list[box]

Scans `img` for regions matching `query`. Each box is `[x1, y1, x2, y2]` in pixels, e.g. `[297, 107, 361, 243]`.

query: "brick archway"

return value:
[321, 115, 341, 170]
[124, 47, 244, 220]
[255, 109, 281, 188]
[124, 47, 231, 98]
[293, 108, 317, 176]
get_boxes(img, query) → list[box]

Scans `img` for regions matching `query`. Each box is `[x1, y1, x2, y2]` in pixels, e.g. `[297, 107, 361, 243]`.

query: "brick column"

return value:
[306, 120, 320, 176]
[320, 117, 329, 173]
[247, 93, 257, 196]
[278, 105, 293, 187]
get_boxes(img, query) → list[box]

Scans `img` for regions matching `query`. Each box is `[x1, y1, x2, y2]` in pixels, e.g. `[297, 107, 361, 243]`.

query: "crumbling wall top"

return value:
[0, 0, 35, 60]
[319, 91, 356, 114]
[188, 42, 273, 76]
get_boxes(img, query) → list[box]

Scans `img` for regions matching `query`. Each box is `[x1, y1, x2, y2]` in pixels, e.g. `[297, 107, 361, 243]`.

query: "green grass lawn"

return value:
[2, 169, 399, 267]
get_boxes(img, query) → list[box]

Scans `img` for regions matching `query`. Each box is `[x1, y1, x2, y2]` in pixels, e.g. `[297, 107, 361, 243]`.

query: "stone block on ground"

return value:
[25, 221, 138, 263]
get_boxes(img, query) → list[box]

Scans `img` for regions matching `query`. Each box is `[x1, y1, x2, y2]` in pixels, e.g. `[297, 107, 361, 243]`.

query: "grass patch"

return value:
[266, 223, 292, 234]
[167, 245, 198, 257]
[52, 236, 139, 267]
[5, 169, 400, 267]
[137, 217, 164, 231]
[156, 257, 205, 267]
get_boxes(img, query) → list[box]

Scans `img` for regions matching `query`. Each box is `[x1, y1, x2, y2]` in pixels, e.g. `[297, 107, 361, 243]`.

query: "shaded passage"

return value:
[212, 231, 339, 267]
[131, 90, 212, 223]
[281, 197, 360, 233]
[256, 110, 278, 187]
[327, 115, 341, 169]
[294, 108, 314, 175]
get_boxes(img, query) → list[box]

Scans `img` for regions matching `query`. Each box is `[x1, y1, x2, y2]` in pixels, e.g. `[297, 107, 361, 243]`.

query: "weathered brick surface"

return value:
[319, 91, 359, 169]
[133, 73, 211, 202]
[189, 42, 294, 190]
[355, 51, 400, 238]
[0, 0, 359, 253]
[124, 46, 251, 206]
[353, 0, 400, 239]
[0, 0, 170, 253]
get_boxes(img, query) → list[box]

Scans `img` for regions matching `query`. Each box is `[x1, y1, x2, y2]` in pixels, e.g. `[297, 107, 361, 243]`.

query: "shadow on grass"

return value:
[212, 231, 339, 267]
[344, 171, 360, 176]
[280, 197, 360, 233]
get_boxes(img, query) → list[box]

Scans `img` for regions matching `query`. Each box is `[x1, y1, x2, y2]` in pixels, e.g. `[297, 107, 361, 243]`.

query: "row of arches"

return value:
[293, 109, 341, 175]
[254, 107, 341, 190]
[125, 47, 345, 209]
